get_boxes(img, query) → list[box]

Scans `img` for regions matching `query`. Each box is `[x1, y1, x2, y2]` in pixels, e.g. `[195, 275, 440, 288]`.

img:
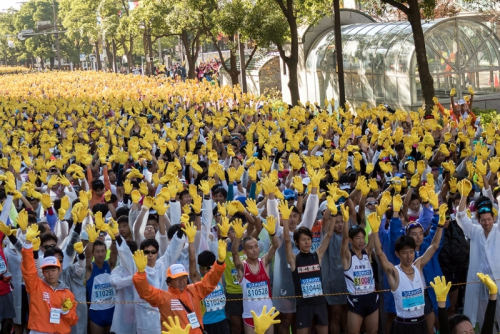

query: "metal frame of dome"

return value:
[305, 17, 500, 109]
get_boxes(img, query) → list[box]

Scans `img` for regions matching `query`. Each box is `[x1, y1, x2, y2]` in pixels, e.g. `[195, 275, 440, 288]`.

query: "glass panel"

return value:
[385, 75, 398, 102]
[352, 73, 364, 99]
[398, 77, 411, 105]
[363, 74, 374, 100]
[344, 73, 353, 98]
[361, 25, 387, 74]
[373, 75, 384, 102]
[398, 40, 414, 75]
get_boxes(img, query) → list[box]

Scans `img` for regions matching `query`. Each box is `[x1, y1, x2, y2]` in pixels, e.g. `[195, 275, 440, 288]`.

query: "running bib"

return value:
[300, 277, 323, 298]
[205, 286, 226, 312]
[402, 288, 425, 311]
[231, 268, 239, 285]
[0, 257, 6, 274]
[94, 282, 115, 302]
[353, 270, 375, 291]
[246, 281, 269, 299]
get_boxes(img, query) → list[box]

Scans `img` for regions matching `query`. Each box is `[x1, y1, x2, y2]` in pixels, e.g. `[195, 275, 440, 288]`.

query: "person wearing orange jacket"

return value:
[20, 224, 78, 334]
[132, 219, 226, 334]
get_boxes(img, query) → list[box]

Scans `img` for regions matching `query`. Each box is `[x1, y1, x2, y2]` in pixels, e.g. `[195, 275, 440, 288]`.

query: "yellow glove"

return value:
[366, 162, 374, 174]
[16, 209, 28, 231]
[468, 86, 475, 96]
[47, 175, 59, 188]
[107, 219, 119, 238]
[246, 198, 259, 216]
[251, 306, 281, 334]
[393, 194, 403, 212]
[131, 190, 142, 204]
[61, 298, 73, 312]
[153, 197, 169, 216]
[94, 211, 105, 230]
[293, 176, 304, 193]
[376, 197, 391, 217]
[25, 224, 40, 242]
[198, 180, 211, 196]
[123, 180, 133, 194]
[74, 242, 84, 254]
[438, 204, 448, 227]
[430, 276, 451, 302]
[417, 160, 426, 175]
[477, 273, 498, 295]
[32, 237, 41, 251]
[217, 239, 227, 262]
[419, 186, 429, 203]
[58, 208, 66, 221]
[0, 221, 12, 236]
[139, 182, 149, 196]
[309, 169, 326, 188]
[161, 316, 191, 334]
[458, 179, 472, 197]
[232, 218, 247, 239]
[450, 88, 456, 97]
[85, 224, 99, 243]
[278, 201, 293, 220]
[41, 193, 52, 210]
[326, 196, 338, 216]
[428, 189, 439, 209]
[217, 216, 231, 237]
[181, 220, 197, 243]
[489, 157, 500, 174]
[133, 250, 148, 273]
[104, 189, 112, 203]
[227, 201, 241, 216]
[340, 203, 349, 222]
[367, 213, 381, 233]
[263, 215, 277, 236]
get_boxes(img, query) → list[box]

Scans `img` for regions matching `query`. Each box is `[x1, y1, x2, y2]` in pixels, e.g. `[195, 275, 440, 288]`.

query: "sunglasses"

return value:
[42, 244, 56, 250]
[366, 201, 378, 205]
[199, 266, 212, 271]
[144, 250, 158, 255]
[477, 206, 492, 213]
[446, 216, 451, 220]
[405, 222, 423, 234]
[431, 168, 439, 172]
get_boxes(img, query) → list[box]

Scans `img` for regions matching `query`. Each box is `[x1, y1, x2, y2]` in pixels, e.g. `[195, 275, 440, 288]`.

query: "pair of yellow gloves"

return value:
[160, 306, 280, 334]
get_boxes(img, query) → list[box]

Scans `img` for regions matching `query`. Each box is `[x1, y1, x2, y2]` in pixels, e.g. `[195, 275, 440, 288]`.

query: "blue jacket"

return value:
[378, 216, 403, 314]
[417, 212, 449, 313]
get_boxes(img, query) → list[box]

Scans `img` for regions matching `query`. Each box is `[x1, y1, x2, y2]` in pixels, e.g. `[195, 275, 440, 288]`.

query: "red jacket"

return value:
[22, 247, 78, 334]
[0, 232, 12, 296]
[133, 261, 225, 334]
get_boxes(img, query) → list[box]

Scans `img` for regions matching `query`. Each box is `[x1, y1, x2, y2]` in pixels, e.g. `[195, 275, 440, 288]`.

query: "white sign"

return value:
[80, 54, 86, 61]
[89, 54, 96, 61]
[22, 29, 33, 34]
[18, 33, 25, 41]
[122, 55, 127, 63]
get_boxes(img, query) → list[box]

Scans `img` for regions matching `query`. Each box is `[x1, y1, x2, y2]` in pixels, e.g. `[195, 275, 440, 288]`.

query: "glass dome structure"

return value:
[305, 17, 500, 109]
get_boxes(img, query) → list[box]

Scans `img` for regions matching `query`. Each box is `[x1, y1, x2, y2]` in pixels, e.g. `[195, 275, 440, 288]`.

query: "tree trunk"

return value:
[49, 56, 54, 70]
[147, 33, 154, 76]
[407, 0, 435, 113]
[181, 29, 200, 79]
[95, 41, 102, 71]
[287, 14, 300, 105]
[105, 40, 113, 72]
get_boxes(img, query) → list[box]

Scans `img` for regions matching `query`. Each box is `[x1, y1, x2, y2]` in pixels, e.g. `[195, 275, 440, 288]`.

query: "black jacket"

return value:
[438, 220, 470, 273]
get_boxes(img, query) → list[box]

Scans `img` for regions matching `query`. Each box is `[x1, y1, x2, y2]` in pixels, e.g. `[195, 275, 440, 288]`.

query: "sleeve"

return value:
[62, 230, 80, 270]
[159, 234, 185, 269]
[169, 200, 181, 225]
[104, 167, 111, 191]
[455, 158, 469, 179]
[438, 307, 450, 334]
[423, 214, 439, 246]
[193, 261, 226, 299]
[202, 198, 213, 236]
[45, 207, 57, 232]
[227, 183, 234, 201]
[157, 231, 170, 257]
[132, 272, 168, 308]
[110, 267, 134, 290]
[267, 198, 282, 236]
[74, 257, 86, 278]
[482, 186, 495, 204]
[21, 246, 40, 294]
[418, 206, 435, 232]
[480, 299, 497, 334]
[456, 209, 474, 238]
[389, 217, 404, 245]
[249, 182, 256, 200]
[0, 195, 13, 225]
[298, 193, 319, 230]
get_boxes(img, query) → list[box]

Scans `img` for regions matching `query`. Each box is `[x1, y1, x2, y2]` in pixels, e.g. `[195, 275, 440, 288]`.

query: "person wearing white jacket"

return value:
[456, 179, 500, 330]
[110, 239, 138, 334]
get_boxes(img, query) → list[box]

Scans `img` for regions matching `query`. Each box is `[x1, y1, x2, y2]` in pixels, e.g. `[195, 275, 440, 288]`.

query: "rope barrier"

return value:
[74, 278, 490, 304]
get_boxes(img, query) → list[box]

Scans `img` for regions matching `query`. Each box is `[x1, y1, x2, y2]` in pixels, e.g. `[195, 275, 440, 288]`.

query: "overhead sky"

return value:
[0, 0, 22, 12]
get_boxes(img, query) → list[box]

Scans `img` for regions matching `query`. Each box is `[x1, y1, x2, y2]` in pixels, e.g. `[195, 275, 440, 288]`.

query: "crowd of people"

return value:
[0, 70, 498, 334]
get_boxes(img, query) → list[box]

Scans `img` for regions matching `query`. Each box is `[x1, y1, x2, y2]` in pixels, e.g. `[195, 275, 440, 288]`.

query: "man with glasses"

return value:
[132, 221, 227, 334]
[456, 180, 500, 330]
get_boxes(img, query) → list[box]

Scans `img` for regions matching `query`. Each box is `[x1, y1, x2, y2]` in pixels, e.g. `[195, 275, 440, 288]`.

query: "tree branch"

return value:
[244, 44, 258, 70]
[380, 0, 409, 15]
[276, 42, 289, 63]
[273, 0, 289, 18]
